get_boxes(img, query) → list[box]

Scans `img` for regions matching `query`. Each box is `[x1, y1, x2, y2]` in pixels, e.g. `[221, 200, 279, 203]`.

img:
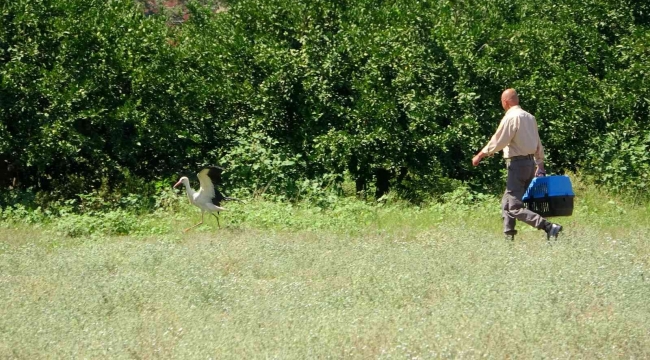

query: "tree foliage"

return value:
[1, 0, 648, 200]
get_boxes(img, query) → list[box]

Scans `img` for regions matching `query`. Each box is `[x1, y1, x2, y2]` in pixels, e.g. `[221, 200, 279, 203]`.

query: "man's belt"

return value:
[508, 154, 534, 160]
[505, 154, 534, 164]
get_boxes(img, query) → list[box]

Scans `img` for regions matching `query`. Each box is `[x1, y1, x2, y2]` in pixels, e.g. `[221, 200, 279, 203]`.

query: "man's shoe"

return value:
[505, 234, 515, 242]
[545, 223, 563, 240]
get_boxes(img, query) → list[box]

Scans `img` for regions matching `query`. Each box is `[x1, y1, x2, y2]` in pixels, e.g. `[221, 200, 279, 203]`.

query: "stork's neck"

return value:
[182, 181, 195, 200]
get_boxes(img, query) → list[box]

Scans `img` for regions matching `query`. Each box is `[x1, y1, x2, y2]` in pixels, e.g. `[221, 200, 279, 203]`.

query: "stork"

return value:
[173, 166, 240, 232]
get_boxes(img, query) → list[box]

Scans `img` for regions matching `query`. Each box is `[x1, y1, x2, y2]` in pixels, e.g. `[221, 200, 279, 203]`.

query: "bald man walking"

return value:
[472, 89, 563, 241]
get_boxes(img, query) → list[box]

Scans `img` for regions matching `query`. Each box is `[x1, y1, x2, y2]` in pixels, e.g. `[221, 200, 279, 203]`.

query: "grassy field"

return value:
[1, 182, 649, 358]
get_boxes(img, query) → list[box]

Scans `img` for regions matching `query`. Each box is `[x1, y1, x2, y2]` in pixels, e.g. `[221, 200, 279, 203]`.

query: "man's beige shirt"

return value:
[481, 105, 544, 165]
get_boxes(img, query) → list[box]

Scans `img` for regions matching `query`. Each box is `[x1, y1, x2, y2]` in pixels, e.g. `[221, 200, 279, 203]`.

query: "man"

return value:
[472, 89, 563, 241]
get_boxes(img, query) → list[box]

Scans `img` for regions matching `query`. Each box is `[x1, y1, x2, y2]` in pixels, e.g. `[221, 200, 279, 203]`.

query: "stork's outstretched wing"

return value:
[213, 188, 226, 206]
[212, 188, 245, 206]
[197, 166, 223, 199]
[204, 166, 223, 185]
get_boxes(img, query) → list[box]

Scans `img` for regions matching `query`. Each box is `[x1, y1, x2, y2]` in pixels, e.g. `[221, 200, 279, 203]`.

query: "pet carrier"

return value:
[522, 175, 574, 217]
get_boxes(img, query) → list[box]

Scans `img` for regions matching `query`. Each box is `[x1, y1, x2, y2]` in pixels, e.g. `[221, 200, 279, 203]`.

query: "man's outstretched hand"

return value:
[472, 152, 486, 166]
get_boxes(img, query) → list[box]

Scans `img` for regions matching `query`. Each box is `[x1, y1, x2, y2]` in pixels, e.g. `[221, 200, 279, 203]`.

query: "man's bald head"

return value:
[501, 88, 520, 110]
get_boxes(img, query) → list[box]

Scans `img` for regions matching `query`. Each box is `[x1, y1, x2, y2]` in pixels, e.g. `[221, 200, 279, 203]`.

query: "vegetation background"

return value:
[1, 0, 649, 204]
[1, 1, 649, 357]
[1, 177, 649, 358]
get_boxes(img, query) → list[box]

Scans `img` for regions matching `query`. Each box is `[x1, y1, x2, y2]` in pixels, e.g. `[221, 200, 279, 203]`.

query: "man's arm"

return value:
[472, 151, 488, 166]
[472, 116, 516, 166]
[532, 118, 546, 176]
[534, 138, 546, 176]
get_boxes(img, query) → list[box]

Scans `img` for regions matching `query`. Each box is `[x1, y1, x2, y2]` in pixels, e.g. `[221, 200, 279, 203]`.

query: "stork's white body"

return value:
[174, 166, 231, 232]
[178, 178, 226, 213]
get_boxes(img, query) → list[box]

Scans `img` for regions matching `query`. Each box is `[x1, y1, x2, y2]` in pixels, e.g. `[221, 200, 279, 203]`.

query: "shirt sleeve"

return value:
[534, 133, 545, 165]
[481, 115, 516, 155]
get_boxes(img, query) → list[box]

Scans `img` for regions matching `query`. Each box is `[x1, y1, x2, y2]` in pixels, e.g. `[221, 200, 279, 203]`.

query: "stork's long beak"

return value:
[173, 180, 182, 189]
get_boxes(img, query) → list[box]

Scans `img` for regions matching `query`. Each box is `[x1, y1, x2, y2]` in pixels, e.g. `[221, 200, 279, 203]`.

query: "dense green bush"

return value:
[585, 129, 650, 202]
[1, 0, 648, 201]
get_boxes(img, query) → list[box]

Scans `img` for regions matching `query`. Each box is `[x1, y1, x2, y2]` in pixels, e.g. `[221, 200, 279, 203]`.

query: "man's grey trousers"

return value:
[502, 157, 549, 235]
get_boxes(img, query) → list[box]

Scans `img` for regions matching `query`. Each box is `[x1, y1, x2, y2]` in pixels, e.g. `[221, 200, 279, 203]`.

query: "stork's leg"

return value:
[211, 212, 221, 229]
[184, 211, 205, 233]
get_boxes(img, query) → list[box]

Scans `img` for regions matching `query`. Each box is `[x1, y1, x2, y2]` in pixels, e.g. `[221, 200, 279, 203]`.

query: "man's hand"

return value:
[535, 163, 546, 177]
[472, 152, 486, 166]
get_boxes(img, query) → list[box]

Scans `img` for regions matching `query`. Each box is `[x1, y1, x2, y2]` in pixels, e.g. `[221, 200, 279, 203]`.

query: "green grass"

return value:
[1, 181, 649, 358]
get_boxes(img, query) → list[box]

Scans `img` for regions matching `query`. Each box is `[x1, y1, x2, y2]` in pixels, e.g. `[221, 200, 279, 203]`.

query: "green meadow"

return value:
[1, 180, 649, 358]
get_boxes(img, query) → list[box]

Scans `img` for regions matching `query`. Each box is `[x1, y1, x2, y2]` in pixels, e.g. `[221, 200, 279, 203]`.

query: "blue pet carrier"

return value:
[522, 175, 575, 217]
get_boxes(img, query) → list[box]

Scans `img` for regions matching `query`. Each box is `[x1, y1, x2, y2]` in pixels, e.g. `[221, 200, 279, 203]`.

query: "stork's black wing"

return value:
[200, 165, 241, 207]
[202, 166, 224, 186]
[212, 189, 226, 206]
[212, 189, 243, 206]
